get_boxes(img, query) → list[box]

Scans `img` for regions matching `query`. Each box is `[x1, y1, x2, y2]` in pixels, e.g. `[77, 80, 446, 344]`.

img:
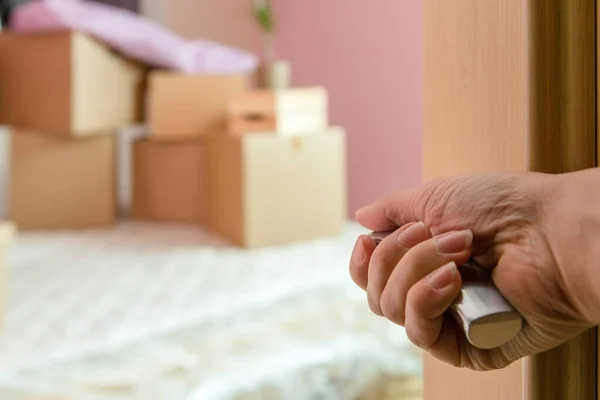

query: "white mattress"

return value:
[0, 222, 422, 399]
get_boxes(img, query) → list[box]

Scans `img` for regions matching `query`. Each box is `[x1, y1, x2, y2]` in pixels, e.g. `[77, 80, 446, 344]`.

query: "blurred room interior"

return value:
[0, 0, 424, 399]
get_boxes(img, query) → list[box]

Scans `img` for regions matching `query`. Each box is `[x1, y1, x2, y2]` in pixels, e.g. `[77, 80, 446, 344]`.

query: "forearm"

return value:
[548, 167, 600, 323]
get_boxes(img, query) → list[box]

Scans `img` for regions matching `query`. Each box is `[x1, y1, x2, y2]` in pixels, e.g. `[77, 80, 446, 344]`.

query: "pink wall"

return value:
[167, 0, 423, 216]
[167, 0, 259, 53]
[274, 1, 423, 214]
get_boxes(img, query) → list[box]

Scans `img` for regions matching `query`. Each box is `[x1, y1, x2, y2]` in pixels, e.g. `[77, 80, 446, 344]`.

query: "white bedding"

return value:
[0, 222, 422, 399]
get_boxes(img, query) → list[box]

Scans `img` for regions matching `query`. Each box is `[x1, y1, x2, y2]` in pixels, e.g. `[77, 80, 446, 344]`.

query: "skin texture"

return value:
[349, 169, 600, 371]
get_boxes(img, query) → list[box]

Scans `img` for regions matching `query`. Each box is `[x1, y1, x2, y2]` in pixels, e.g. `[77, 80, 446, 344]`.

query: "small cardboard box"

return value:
[8, 130, 116, 230]
[0, 31, 146, 137]
[206, 127, 347, 248]
[131, 138, 206, 224]
[228, 87, 328, 136]
[147, 71, 250, 140]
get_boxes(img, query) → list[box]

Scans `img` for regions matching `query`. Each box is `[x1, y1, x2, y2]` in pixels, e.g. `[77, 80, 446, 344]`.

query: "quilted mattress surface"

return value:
[0, 222, 422, 399]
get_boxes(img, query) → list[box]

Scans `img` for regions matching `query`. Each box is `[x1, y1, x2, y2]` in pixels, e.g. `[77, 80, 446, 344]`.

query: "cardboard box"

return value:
[8, 130, 116, 230]
[206, 127, 347, 248]
[131, 138, 206, 224]
[228, 87, 328, 136]
[0, 31, 146, 137]
[147, 71, 250, 140]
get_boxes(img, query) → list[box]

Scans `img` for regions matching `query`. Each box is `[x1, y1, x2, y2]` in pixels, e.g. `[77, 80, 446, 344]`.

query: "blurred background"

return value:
[158, 0, 424, 212]
[0, 0, 424, 399]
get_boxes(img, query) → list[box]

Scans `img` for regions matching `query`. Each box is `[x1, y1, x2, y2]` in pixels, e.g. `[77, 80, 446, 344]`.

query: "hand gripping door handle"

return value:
[369, 230, 523, 349]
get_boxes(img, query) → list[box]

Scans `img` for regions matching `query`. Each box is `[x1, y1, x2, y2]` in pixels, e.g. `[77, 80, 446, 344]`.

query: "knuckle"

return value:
[368, 246, 387, 274]
[375, 235, 405, 261]
[407, 283, 434, 314]
[349, 270, 364, 289]
[419, 177, 467, 226]
[380, 292, 405, 325]
[405, 325, 426, 349]
[413, 238, 452, 267]
[370, 258, 387, 278]
[402, 245, 441, 275]
[367, 242, 405, 288]
[349, 261, 358, 277]
[367, 293, 383, 316]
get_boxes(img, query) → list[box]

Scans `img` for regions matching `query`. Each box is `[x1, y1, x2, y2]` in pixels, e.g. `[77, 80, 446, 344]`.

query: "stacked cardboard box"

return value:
[9, 130, 116, 230]
[228, 88, 329, 137]
[0, 31, 145, 230]
[130, 72, 249, 224]
[0, 31, 347, 248]
[206, 87, 348, 248]
[131, 82, 347, 248]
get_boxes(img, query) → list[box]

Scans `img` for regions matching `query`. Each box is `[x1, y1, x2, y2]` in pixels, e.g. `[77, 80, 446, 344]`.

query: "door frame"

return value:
[524, 1, 597, 398]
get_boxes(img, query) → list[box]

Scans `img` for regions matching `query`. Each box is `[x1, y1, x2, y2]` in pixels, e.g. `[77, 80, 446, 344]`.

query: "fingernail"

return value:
[429, 262, 458, 289]
[435, 230, 473, 253]
[396, 221, 427, 247]
[352, 235, 366, 263]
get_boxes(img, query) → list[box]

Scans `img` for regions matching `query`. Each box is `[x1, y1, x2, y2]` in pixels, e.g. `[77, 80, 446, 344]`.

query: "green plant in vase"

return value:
[253, 0, 276, 62]
[252, 0, 290, 90]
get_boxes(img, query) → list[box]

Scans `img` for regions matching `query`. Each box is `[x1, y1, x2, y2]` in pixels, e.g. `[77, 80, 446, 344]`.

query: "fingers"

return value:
[349, 235, 376, 290]
[380, 230, 473, 325]
[354, 186, 427, 232]
[367, 222, 430, 315]
[405, 262, 462, 349]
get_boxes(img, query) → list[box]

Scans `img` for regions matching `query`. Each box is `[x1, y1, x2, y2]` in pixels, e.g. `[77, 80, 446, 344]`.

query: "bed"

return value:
[0, 222, 422, 399]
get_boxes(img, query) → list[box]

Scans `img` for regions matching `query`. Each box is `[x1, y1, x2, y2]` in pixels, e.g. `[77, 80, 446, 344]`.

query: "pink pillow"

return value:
[9, 0, 259, 75]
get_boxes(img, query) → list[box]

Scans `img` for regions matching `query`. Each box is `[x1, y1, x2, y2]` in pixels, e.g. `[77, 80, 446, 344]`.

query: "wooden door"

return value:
[424, 1, 597, 399]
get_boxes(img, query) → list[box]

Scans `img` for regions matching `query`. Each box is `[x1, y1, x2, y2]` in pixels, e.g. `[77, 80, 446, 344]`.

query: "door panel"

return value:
[424, 0, 528, 179]
[424, 1, 526, 398]
[424, 0, 597, 399]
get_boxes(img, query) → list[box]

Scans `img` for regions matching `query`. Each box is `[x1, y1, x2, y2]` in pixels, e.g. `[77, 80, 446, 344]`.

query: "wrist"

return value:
[546, 168, 600, 324]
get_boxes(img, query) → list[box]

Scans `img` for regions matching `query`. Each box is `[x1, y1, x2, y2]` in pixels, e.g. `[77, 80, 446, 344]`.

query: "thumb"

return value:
[355, 187, 426, 231]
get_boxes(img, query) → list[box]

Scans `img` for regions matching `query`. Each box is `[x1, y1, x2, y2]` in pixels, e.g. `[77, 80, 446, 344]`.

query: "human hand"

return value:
[349, 172, 597, 371]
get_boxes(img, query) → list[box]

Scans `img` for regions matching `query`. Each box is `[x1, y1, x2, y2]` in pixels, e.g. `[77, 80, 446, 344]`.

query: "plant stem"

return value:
[263, 32, 276, 63]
